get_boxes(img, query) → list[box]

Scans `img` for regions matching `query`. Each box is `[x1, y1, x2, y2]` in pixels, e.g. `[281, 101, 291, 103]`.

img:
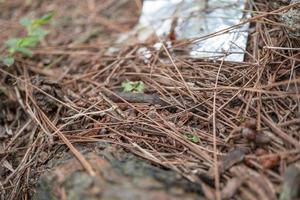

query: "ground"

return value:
[0, 0, 299, 200]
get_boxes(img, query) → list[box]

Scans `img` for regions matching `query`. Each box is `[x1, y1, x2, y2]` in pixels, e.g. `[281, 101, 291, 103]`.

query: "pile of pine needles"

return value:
[0, 0, 299, 199]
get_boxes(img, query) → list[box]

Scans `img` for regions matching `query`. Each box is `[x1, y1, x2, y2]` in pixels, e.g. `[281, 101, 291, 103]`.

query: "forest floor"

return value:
[0, 0, 299, 200]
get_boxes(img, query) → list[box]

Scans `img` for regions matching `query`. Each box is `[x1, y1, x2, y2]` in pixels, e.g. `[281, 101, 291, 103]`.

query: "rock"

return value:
[281, 0, 300, 38]
[33, 145, 205, 200]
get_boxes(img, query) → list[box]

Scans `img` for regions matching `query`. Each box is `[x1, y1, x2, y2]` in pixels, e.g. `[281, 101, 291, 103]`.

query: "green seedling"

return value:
[1, 12, 54, 66]
[185, 134, 200, 143]
[121, 80, 145, 93]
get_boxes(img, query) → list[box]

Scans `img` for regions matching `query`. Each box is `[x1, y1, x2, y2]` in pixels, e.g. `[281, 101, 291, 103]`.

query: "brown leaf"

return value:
[208, 149, 245, 179]
[220, 149, 246, 174]
[208, 149, 246, 178]
[260, 155, 280, 169]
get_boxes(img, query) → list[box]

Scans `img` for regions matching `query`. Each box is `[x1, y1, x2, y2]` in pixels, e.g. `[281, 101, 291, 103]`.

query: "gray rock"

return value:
[281, 0, 300, 38]
[33, 145, 205, 200]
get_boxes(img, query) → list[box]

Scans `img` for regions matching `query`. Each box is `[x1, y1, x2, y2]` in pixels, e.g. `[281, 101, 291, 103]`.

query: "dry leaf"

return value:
[260, 155, 280, 169]
[209, 149, 246, 178]
[220, 149, 246, 174]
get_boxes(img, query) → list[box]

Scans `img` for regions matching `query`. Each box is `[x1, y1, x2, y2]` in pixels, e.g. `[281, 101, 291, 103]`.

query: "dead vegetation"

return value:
[0, 0, 299, 200]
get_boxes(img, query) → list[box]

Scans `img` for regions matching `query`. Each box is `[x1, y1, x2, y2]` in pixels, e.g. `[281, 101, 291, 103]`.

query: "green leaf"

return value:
[121, 80, 145, 93]
[191, 135, 200, 143]
[19, 18, 32, 27]
[135, 81, 145, 93]
[121, 80, 134, 92]
[15, 47, 33, 56]
[2, 57, 15, 66]
[33, 12, 54, 26]
[8, 48, 17, 55]
[18, 37, 39, 48]
[185, 134, 200, 143]
[5, 38, 21, 48]
[29, 27, 47, 39]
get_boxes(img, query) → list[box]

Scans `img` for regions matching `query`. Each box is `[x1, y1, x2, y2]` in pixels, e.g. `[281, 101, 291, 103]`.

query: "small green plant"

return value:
[1, 12, 54, 66]
[185, 134, 200, 143]
[121, 80, 145, 93]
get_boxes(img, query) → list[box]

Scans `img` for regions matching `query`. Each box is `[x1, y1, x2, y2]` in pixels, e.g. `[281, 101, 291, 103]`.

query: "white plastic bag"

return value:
[122, 0, 250, 62]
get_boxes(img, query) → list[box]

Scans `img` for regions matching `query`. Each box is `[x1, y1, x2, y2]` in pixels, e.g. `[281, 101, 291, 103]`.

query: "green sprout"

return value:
[185, 134, 200, 143]
[1, 12, 54, 66]
[121, 80, 145, 93]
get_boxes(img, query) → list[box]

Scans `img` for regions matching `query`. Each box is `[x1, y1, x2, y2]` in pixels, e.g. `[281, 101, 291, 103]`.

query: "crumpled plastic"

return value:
[121, 0, 250, 62]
